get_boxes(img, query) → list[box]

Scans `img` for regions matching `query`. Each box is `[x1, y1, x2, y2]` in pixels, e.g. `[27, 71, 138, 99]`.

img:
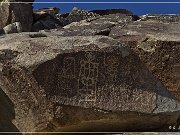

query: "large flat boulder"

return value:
[0, 32, 180, 131]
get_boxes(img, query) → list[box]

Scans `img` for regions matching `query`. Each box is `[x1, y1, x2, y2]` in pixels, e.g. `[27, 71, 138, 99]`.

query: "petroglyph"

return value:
[105, 55, 119, 83]
[34, 51, 157, 112]
[95, 85, 156, 112]
[62, 57, 75, 79]
[57, 56, 77, 98]
[78, 52, 99, 101]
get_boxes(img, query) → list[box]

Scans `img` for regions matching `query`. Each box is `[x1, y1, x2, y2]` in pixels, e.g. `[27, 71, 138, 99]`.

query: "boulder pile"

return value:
[0, 1, 180, 133]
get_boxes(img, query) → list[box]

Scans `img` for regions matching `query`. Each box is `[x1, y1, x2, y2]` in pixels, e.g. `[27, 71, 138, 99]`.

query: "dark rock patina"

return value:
[0, 32, 179, 132]
[0, 0, 33, 32]
[0, 7, 180, 133]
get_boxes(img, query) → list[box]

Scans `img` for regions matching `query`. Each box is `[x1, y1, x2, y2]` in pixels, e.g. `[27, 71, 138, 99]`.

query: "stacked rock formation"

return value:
[0, 2, 180, 133]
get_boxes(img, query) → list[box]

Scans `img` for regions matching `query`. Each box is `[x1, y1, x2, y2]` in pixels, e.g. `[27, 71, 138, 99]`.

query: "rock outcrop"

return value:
[0, 6, 180, 133]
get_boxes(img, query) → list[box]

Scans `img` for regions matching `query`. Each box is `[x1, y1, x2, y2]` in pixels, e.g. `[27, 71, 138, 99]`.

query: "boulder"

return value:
[0, 32, 180, 131]
[49, 13, 137, 37]
[32, 17, 63, 32]
[32, 7, 63, 32]
[32, 16, 63, 32]
[65, 7, 100, 24]
[109, 18, 180, 99]
[0, 0, 33, 32]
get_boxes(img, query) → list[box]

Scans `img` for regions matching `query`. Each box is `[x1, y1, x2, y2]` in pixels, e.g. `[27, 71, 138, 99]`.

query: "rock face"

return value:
[0, 8, 180, 132]
[0, 0, 33, 32]
[109, 14, 180, 99]
[0, 32, 180, 132]
[60, 13, 136, 36]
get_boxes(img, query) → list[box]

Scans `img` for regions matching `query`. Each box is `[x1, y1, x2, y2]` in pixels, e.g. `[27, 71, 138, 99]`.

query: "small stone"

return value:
[3, 22, 22, 34]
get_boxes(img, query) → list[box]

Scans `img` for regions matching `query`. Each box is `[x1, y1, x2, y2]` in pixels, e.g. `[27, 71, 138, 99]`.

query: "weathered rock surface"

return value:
[109, 17, 180, 99]
[0, 7, 180, 133]
[33, 11, 179, 101]
[47, 13, 137, 37]
[32, 7, 62, 32]
[32, 15, 63, 32]
[0, 31, 180, 132]
[31, 7, 138, 32]
[65, 7, 100, 24]
[32, 7, 101, 32]
[0, 0, 33, 32]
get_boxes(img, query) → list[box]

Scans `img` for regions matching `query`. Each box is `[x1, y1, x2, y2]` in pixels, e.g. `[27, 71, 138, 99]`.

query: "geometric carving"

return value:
[78, 52, 99, 101]
[62, 57, 75, 79]
[105, 55, 119, 83]
[57, 57, 76, 98]
[34, 51, 156, 112]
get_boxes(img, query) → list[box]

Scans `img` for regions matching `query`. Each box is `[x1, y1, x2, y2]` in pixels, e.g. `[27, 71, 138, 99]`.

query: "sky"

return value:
[33, 0, 180, 15]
